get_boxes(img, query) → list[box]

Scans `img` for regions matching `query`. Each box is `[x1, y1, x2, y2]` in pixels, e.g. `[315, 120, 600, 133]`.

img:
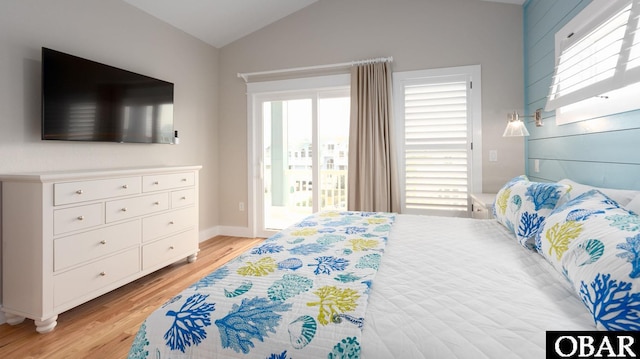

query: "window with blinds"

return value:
[394, 66, 481, 217]
[547, 0, 640, 124]
[403, 80, 469, 213]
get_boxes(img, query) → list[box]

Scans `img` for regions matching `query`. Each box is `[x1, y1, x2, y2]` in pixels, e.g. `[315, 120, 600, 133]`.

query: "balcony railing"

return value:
[264, 169, 348, 210]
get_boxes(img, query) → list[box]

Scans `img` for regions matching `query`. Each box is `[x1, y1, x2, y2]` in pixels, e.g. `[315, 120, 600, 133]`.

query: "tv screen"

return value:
[42, 47, 174, 144]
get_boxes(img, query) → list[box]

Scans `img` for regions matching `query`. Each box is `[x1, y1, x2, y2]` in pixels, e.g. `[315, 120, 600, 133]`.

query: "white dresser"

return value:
[0, 165, 201, 333]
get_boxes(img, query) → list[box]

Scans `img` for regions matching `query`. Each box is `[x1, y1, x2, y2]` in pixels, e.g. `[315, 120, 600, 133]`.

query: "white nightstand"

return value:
[470, 193, 497, 219]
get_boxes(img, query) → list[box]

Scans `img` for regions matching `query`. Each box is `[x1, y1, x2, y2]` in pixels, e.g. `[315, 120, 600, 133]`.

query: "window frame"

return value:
[393, 65, 482, 216]
[547, 0, 640, 124]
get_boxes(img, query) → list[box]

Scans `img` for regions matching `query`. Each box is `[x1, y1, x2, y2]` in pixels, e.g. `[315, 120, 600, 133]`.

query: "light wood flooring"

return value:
[0, 235, 264, 359]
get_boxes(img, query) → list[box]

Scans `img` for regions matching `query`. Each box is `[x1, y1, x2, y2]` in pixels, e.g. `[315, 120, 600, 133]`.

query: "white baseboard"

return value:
[0, 306, 5, 325]
[199, 226, 253, 242]
[217, 226, 253, 238]
[199, 226, 220, 242]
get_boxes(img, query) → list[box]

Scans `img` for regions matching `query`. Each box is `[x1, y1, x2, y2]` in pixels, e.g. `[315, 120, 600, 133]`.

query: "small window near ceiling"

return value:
[547, 0, 640, 124]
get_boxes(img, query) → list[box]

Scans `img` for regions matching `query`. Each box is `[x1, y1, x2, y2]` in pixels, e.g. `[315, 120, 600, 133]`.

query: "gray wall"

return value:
[218, 0, 526, 229]
[524, 0, 640, 190]
[0, 0, 219, 232]
[0, 0, 220, 318]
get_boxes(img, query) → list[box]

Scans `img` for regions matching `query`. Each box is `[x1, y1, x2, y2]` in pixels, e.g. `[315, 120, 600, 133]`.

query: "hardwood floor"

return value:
[0, 235, 263, 359]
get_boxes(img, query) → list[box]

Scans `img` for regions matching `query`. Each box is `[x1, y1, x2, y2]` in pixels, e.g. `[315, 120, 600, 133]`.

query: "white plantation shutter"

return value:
[403, 80, 469, 213]
[547, 0, 640, 121]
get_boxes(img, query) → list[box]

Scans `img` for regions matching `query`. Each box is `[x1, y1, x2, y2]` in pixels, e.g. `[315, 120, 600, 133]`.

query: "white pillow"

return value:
[558, 179, 640, 207]
[626, 194, 640, 215]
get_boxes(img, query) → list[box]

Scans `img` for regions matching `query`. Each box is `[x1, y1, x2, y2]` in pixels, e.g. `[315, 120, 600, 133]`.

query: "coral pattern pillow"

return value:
[494, 176, 570, 249]
[536, 190, 640, 330]
[557, 179, 640, 207]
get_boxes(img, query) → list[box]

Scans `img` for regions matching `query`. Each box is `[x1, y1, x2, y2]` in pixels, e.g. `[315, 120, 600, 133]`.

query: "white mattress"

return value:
[361, 214, 596, 359]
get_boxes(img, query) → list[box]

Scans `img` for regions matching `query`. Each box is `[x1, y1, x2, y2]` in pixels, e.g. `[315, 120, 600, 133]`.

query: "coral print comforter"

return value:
[128, 211, 396, 359]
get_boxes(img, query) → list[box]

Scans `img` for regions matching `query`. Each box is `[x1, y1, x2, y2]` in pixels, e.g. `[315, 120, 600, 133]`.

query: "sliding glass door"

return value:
[255, 87, 350, 236]
[262, 97, 313, 230]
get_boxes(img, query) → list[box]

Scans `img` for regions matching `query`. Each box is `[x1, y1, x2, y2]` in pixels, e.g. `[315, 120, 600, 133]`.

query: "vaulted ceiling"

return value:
[122, 0, 525, 48]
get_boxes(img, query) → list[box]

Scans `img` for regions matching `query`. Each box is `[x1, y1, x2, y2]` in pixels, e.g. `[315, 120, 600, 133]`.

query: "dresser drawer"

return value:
[142, 206, 196, 242]
[54, 177, 141, 206]
[143, 172, 194, 192]
[54, 203, 103, 235]
[142, 229, 196, 270]
[54, 220, 141, 271]
[53, 248, 140, 307]
[171, 188, 195, 208]
[105, 193, 169, 223]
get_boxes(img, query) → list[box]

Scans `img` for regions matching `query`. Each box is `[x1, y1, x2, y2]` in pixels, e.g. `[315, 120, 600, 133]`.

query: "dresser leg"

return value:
[187, 252, 198, 263]
[5, 313, 25, 325]
[35, 315, 58, 333]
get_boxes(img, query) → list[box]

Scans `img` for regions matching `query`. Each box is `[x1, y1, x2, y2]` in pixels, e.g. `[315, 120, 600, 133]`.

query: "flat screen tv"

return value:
[41, 47, 174, 144]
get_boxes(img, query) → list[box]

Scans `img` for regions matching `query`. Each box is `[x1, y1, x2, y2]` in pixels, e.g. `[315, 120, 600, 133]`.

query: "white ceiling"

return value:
[123, 0, 524, 49]
[123, 0, 318, 48]
[484, 0, 525, 4]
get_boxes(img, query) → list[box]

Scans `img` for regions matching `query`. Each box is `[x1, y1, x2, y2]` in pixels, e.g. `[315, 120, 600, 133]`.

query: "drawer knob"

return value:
[154, 181, 159, 185]
[100, 240, 106, 245]
[121, 207, 128, 212]
[76, 189, 83, 195]
[169, 246, 175, 250]
[99, 272, 106, 277]
[154, 201, 160, 205]
[181, 196, 187, 200]
[122, 184, 128, 189]
[181, 178, 187, 182]
[169, 221, 175, 225]
[77, 215, 84, 221]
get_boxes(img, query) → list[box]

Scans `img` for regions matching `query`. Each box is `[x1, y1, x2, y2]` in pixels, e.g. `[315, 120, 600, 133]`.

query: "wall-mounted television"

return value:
[41, 47, 174, 144]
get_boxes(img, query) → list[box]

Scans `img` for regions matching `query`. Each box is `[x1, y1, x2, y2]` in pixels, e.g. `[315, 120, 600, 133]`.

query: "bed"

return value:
[127, 177, 640, 358]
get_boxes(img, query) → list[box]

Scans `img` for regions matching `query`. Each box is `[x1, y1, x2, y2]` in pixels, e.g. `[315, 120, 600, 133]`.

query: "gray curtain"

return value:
[348, 61, 400, 213]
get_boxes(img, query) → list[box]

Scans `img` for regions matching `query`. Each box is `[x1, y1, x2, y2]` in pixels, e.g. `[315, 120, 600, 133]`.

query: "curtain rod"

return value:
[237, 56, 393, 82]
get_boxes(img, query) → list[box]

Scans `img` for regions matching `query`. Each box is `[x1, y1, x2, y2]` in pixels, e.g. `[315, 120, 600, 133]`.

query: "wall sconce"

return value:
[502, 108, 543, 137]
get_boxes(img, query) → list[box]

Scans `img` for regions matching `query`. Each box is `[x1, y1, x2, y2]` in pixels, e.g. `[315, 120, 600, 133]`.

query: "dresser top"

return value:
[0, 165, 202, 183]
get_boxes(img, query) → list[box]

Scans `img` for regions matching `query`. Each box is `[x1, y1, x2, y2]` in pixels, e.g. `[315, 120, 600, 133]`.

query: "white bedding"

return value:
[361, 214, 595, 359]
[129, 212, 599, 358]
